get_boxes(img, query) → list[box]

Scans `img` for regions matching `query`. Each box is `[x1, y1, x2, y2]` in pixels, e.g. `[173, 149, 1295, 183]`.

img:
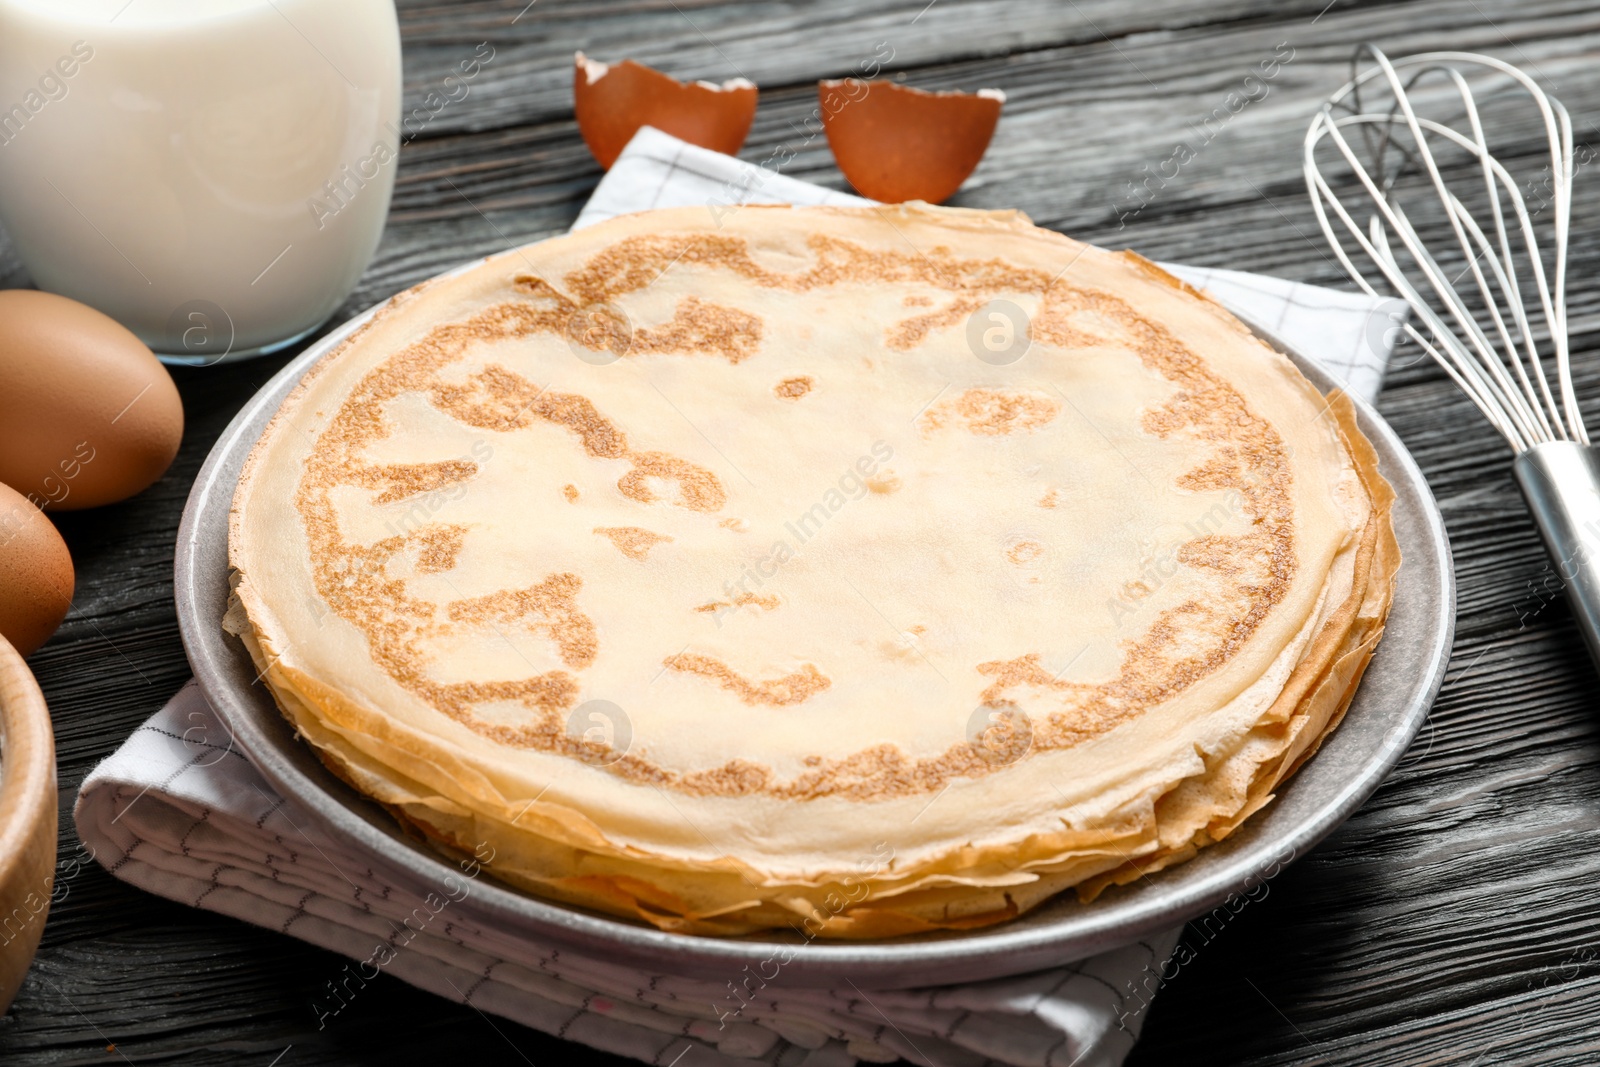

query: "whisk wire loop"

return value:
[1304, 45, 1587, 450]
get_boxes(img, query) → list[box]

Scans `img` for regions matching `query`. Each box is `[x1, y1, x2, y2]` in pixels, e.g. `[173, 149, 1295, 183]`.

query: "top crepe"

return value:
[228, 203, 1397, 938]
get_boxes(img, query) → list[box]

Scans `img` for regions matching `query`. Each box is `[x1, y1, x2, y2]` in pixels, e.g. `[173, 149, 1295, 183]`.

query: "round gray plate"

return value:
[174, 292, 1454, 989]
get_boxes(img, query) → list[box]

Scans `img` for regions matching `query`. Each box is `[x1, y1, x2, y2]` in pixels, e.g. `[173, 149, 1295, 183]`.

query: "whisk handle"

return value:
[1513, 442, 1600, 672]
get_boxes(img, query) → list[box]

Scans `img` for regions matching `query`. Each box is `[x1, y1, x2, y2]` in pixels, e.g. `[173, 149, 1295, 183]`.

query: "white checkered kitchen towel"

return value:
[74, 128, 1407, 1067]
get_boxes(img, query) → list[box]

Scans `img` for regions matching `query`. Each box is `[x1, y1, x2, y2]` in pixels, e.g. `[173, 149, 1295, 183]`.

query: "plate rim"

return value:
[174, 270, 1455, 989]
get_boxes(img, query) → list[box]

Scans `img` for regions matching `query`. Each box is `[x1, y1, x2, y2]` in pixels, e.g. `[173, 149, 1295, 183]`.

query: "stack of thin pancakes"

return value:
[228, 204, 1398, 938]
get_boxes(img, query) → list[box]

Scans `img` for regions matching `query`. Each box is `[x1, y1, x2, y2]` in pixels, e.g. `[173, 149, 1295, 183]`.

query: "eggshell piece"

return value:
[574, 52, 757, 169]
[819, 80, 1004, 203]
[0, 481, 74, 656]
[0, 290, 183, 511]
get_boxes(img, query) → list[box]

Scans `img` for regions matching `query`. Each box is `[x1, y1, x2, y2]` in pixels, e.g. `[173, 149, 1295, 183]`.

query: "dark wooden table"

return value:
[5, 1, 1600, 1063]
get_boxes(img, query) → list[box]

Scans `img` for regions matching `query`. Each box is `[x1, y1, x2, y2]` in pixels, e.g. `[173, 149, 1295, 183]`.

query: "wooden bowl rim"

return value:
[0, 634, 55, 867]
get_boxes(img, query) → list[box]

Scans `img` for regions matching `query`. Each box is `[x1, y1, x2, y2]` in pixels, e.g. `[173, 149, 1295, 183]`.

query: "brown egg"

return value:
[0, 481, 73, 656]
[819, 80, 1004, 204]
[574, 52, 757, 169]
[0, 290, 183, 511]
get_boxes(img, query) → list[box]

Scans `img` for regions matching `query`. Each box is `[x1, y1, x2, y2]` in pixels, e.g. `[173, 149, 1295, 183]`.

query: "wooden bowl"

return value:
[0, 634, 56, 1014]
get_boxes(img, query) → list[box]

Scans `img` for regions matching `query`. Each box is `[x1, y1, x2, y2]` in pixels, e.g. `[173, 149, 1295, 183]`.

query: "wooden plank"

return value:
[6, 0, 1600, 1063]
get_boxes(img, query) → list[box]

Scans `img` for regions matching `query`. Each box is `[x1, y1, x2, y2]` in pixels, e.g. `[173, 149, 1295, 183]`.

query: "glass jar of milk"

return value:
[0, 0, 400, 363]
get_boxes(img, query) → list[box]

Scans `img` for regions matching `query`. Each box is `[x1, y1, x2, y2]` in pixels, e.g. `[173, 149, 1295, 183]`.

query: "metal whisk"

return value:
[1305, 45, 1600, 671]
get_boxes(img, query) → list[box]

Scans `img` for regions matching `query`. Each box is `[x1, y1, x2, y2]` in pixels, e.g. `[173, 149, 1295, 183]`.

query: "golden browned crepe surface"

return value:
[228, 203, 1398, 937]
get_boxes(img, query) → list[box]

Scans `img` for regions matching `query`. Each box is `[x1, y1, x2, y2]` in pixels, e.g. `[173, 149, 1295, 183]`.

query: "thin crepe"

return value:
[228, 203, 1398, 937]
